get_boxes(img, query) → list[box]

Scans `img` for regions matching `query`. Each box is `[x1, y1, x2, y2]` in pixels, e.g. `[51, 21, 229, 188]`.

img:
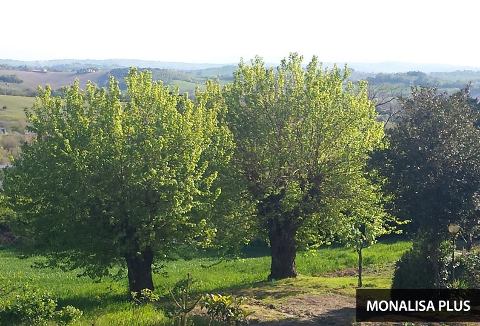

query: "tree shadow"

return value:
[57, 292, 128, 313]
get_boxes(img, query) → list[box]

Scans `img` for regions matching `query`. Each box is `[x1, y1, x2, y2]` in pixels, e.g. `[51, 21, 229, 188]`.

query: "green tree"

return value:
[224, 54, 385, 279]
[4, 69, 232, 292]
[387, 87, 480, 240]
[387, 87, 480, 286]
[337, 172, 404, 287]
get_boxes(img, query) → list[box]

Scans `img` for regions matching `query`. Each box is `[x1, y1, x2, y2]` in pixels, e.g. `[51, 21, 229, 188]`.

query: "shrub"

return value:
[392, 236, 475, 289]
[200, 293, 250, 325]
[54, 305, 83, 325]
[456, 251, 480, 288]
[392, 240, 438, 288]
[0, 284, 82, 325]
[0, 284, 57, 325]
[131, 288, 160, 305]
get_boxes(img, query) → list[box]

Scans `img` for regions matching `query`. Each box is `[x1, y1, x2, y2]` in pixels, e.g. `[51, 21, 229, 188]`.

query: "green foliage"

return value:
[392, 243, 436, 289]
[200, 293, 250, 325]
[338, 173, 405, 252]
[3, 69, 233, 285]
[387, 87, 480, 235]
[225, 54, 384, 237]
[456, 251, 480, 288]
[54, 305, 83, 325]
[0, 284, 57, 325]
[0, 283, 82, 325]
[392, 238, 457, 289]
[131, 289, 160, 305]
[225, 53, 385, 240]
[224, 53, 386, 277]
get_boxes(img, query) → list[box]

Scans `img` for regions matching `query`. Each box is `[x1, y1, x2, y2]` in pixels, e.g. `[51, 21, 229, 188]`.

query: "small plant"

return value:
[54, 305, 83, 325]
[169, 273, 202, 326]
[131, 288, 160, 305]
[130, 288, 160, 324]
[200, 293, 250, 326]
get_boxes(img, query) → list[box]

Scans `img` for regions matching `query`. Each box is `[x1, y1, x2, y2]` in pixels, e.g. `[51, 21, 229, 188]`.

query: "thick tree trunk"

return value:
[268, 219, 297, 280]
[357, 248, 363, 288]
[125, 247, 154, 293]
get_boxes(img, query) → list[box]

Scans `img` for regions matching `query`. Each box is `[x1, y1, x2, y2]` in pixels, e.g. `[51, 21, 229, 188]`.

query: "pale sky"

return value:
[2, 0, 480, 66]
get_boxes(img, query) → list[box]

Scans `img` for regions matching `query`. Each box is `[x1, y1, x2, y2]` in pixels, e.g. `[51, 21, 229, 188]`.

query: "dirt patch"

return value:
[325, 267, 357, 277]
[248, 293, 356, 325]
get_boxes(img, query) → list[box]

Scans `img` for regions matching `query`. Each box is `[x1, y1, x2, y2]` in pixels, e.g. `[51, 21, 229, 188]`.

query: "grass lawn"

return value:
[0, 241, 411, 325]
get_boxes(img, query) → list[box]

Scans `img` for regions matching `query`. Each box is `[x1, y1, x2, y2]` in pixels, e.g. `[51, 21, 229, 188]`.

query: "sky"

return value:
[2, 0, 480, 66]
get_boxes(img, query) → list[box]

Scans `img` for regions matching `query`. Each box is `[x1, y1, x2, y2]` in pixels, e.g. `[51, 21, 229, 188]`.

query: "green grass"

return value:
[0, 241, 411, 325]
[0, 95, 34, 122]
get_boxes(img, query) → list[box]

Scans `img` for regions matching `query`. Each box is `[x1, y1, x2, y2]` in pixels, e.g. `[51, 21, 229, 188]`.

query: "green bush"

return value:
[0, 284, 57, 325]
[456, 251, 480, 288]
[391, 236, 479, 289]
[54, 305, 83, 325]
[392, 245, 436, 288]
[0, 284, 82, 325]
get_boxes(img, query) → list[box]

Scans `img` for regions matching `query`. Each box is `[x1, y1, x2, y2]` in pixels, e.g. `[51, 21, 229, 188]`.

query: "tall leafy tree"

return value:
[387, 87, 480, 241]
[4, 69, 233, 292]
[224, 54, 385, 279]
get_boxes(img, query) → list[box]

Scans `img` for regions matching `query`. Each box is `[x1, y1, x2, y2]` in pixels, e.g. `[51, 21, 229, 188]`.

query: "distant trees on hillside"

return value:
[0, 75, 22, 84]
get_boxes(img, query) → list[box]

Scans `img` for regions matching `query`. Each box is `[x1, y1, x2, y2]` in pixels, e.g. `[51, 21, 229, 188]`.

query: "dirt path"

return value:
[248, 293, 356, 325]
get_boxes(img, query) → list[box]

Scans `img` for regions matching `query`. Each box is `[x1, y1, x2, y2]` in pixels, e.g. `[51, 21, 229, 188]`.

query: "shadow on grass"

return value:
[57, 292, 128, 313]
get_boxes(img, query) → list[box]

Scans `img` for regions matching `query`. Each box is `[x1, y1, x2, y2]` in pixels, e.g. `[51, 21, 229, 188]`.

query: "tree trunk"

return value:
[125, 247, 154, 293]
[357, 248, 363, 288]
[268, 219, 297, 280]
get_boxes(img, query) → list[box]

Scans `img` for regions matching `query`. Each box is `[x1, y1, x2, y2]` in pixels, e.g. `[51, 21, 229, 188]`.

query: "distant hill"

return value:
[0, 59, 229, 71]
[1, 58, 480, 98]
[3, 58, 480, 74]
[342, 62, 480, 74]
[0, 65, 238, 96]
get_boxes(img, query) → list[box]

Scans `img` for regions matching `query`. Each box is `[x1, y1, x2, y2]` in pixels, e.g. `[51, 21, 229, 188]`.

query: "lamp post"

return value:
[448, 223, 461, 281]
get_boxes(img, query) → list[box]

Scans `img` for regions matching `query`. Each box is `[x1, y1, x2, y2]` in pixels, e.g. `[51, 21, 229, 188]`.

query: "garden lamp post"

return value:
[448, 223, 461, 281]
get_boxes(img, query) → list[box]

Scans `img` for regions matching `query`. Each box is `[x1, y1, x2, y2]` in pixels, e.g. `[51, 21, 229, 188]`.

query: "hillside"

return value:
[0, 69, 109, 95]
[0, 95, 34, 129]
[0, 66, 237, 96]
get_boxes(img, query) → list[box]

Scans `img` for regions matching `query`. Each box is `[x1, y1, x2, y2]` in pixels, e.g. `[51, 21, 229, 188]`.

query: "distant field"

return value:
[0, 95, 34, 121]
[0, 95, 34, 135]
[0, 69, 108, 92]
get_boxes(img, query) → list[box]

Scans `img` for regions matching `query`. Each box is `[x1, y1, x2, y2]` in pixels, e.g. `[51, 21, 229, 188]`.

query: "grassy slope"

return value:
[0, 95, 34, 122]
[0, 241, 411, 325]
